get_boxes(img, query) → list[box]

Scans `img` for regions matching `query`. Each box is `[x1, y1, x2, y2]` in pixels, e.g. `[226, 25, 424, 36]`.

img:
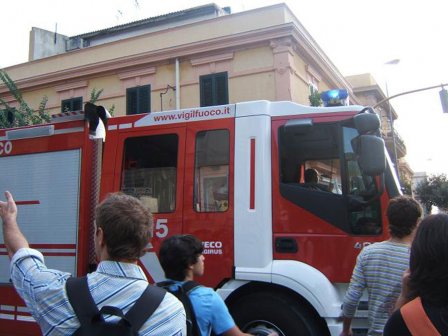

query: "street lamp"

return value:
[440, 86, 448, 113]
[385, 59, 400, 66]
[384, 59, 400, 178]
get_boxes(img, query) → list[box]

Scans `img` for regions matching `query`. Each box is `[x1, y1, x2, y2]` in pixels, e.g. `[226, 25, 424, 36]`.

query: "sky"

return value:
[1, 0, 448, 176]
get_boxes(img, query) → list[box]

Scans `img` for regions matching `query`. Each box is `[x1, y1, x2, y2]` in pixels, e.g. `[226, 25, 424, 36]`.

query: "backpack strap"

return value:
[181, 281, 201, 336]
[400, 297, 441, 336]
[182, 281, 201, 294]
[67, 277, 166, 332]
[66, 277, 100, 327]
[125, 285, 166, 332]
[157, 280, 175, 288]
[157, 280, 202, 336]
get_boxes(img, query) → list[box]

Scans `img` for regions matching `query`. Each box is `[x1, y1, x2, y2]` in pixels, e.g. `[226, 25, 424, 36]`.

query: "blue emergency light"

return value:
[320, 89, 349, 107]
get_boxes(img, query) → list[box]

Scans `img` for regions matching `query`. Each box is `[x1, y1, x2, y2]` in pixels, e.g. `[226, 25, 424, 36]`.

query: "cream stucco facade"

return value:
[1, 3, 358, 116]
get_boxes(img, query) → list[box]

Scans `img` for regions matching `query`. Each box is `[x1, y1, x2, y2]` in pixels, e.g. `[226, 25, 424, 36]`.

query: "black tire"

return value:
[229, 292, 326, 336]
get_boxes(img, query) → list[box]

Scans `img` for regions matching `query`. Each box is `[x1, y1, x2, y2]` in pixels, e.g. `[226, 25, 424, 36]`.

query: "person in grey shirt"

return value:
[340, 195, 422, 336]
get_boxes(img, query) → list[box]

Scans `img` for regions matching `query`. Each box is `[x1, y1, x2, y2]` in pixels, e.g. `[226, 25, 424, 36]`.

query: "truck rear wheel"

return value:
[229, 292, 326, 336]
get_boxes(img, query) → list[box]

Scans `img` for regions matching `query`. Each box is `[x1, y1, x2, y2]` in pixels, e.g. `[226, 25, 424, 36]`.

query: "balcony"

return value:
[384, 129, 407, 159]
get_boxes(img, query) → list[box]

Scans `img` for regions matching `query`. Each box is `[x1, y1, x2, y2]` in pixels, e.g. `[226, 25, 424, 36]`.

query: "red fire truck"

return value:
[0, 99, 400, 335]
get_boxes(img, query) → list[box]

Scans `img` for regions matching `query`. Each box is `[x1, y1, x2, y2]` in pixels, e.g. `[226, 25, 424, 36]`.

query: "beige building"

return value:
[1, 3, 412, 183]
[1, 3, 360, 118]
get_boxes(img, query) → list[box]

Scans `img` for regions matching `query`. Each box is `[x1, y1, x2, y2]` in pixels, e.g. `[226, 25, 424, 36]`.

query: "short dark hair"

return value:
[304, 168, 318, 183]
[159, 234, 204, 281]
[386, 195, 422, 238]
[408, 213, 448, 306]
[95, 193, 153, 261]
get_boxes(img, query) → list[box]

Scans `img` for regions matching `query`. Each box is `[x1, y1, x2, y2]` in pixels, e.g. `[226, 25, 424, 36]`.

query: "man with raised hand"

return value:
[0, 191, 186, 335]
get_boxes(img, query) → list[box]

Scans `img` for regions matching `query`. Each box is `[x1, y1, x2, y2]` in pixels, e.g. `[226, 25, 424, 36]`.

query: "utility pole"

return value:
[383, 59, 400, 178]
[385, 81, 399, 178]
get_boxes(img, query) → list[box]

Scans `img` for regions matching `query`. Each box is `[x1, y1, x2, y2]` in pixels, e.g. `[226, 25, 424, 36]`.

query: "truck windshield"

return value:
[342, 126, 382, 234]
[279, 121, 382, 235]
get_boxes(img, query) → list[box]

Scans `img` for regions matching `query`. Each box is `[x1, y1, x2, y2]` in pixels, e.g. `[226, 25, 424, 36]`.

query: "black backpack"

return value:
[66, 277, 166, 336]
[157, 280, 201, 336]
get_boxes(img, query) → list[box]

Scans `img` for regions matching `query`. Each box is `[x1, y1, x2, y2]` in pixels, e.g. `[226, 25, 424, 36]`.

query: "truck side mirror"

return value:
[353, 109, 380, 135]
[352, 135, 386, 176]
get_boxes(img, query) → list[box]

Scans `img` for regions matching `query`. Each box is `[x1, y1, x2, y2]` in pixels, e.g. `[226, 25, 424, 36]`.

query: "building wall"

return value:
[1, 4, 356, 117]
[29, 28, 68, 61]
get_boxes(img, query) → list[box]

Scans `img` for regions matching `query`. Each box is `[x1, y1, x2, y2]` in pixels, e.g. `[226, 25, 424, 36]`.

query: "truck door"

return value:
[272, 116, 388, 282]
[183, 118, 234, 288]
[113, 126, 186, 282]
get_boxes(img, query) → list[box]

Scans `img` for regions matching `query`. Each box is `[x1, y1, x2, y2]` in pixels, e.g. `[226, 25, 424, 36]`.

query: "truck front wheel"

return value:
[229, 292, 327, 336]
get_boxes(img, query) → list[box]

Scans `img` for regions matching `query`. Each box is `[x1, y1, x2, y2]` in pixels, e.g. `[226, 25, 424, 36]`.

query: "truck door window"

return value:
[343, 127, 382, 235]
[301, 159, 342, 194]
[121, 134, 178, 213]
[279, 123, 382, 235]
[194, 129, 229, 212]
[279, 123, 340, 191]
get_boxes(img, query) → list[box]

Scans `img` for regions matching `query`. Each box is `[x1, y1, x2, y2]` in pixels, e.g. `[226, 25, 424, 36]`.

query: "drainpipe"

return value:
[175, 58, 180, 109]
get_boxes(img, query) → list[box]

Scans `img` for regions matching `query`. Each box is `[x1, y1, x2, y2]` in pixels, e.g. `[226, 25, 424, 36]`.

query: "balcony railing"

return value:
[384, 129, 407, 158]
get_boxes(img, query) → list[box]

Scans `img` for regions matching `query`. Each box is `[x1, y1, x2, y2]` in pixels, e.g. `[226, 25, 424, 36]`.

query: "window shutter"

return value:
[138, 86, 150, 113]
[200, 72, 228, 107]
[61, 97, 83, 112]
[127, 88, 138, 115]
[127, 85, 150, 115]
[72, 98, 82, 111]
[215, 73, 228, 105]
[200, 76, 214, 107]
[62, 100, 71, 112]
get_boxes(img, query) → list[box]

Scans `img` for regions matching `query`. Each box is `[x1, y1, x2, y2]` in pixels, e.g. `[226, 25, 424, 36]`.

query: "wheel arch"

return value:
[224, 280, 319, 315]
[223, 281, 330, 335]
[216, 260, 344, 335]
[228, 260, 342, 317]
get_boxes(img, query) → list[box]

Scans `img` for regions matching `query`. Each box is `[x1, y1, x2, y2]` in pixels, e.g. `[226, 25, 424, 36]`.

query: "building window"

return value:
[200, 72, 228, 107]
[194, 129, 230, 212]
[127, 85, 151, 115]
[61, 97, 83, 112]
[306, 64, 321, 94]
